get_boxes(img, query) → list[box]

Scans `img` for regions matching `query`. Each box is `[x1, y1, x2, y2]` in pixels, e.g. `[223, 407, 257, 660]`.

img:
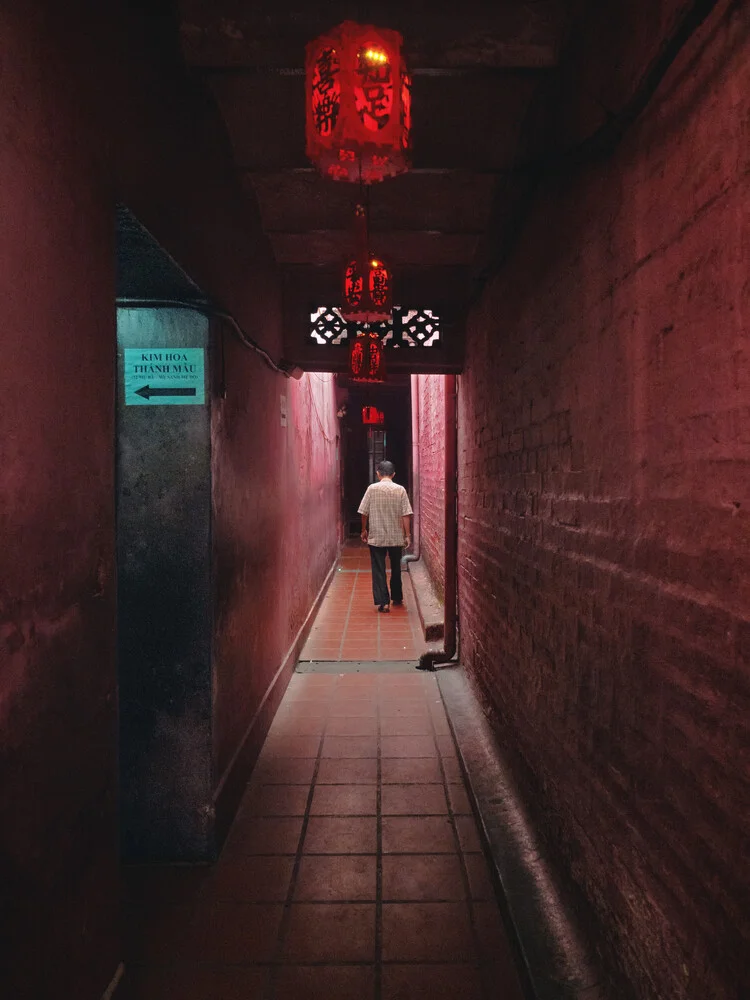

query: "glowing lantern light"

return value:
[340, 203, 392, 324]
[349, 329, 386, 383]
[306, 20, 411, 184]
[362, 406, 385, 425]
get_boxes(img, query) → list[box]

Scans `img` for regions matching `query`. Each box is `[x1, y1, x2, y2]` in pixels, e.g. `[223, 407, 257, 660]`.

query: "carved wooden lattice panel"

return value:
[310, 306, 440, 347]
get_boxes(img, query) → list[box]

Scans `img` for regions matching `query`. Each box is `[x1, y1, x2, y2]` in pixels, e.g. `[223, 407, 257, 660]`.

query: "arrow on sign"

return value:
[135, 385, 197, 400]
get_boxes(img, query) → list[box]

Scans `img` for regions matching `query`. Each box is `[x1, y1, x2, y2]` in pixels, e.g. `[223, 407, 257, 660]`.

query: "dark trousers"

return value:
[369, 546, 403, 606]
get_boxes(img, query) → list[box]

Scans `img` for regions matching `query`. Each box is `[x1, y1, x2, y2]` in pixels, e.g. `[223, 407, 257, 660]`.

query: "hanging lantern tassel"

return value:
[306, 20, 412, 184]
[349, 329, 386, 383]
[341, 204, 392, 324]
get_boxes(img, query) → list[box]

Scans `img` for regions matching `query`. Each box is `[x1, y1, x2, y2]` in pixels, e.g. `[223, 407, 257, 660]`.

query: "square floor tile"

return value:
[191, 902, 283, 962]
[261, 735, 322, 758]
[250, 757, 317, 784]
[436, 734, 458, 758]
[303, 816, 378, 854]
[464, 853, 496, 900]
[225, 816, 304, 855]
[381, 758, 442, 784]
[310, 784, 378, 816]
[381, 736, 437, 759]
[381, 964, 483, 1000]
[294, 855, 377, 901]
[322, 736, 378, 758]
[326, 716, 379, 737]
[455, 816, 483, 853]
[447, 782, 473, 815]
[442, 758, 463, 782]
[245, 784, 311, 817]
[472, 901, 518, 963]
[274, 965, 375, 1000]
[329, 702, 379, 718]
[202, 855, 294, 903]
[316, 758, 378, 784]
[282, 904, 376, 962]
[382, 902, 475, 962]
[382, 854, 466, 901]
[381, 784, 448, 816]
[381, 816, 456, 854]
[380, 717, 432, 736]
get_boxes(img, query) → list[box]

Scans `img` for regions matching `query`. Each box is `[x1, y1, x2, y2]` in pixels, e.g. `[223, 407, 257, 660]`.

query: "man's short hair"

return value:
[377, 460, 395, 477]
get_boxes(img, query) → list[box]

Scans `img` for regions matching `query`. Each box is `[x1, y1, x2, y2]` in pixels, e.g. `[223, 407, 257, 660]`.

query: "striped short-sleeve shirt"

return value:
[358, 479, 413, 547]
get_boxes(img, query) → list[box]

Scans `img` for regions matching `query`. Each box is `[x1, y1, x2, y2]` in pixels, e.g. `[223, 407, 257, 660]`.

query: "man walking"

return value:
[358, 460, 413, 612]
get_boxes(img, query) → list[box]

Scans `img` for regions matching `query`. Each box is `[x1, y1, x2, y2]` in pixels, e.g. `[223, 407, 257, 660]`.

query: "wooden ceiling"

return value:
[178, 1, 573, 312]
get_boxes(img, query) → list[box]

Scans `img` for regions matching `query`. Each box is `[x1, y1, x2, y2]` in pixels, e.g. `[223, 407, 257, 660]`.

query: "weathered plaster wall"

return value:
[0, 4, 120, 997]
[415, 375, 446, 599]
[459, 5, 750, 998]
[1, 1, 340, 994]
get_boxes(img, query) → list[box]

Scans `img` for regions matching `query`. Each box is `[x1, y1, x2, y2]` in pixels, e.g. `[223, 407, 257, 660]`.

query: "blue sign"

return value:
[124, 348, 205, 406]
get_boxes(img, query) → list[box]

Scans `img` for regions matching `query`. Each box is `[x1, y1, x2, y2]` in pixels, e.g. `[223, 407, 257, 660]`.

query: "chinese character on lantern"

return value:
[349, 330, 386, 383]
[340, 204, 392, 324]
[306, 21, 411, 184]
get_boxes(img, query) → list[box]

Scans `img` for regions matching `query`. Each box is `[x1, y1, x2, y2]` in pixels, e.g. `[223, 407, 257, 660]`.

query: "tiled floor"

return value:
[123, 671, 525, 1000]
[300, 542, 429, 662]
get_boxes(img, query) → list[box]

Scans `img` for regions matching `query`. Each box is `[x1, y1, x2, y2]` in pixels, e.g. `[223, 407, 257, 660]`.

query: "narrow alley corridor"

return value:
[123, 672, 524, 999]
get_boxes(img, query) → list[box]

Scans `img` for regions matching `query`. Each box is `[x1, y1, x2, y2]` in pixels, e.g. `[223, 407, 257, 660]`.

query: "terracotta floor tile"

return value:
[191, 902, 283, 962]
[125, 963, 269, 1000]
[282, 904, 376, 962]
[202, 855, 294, 902]
[447, 782, 473, 815]
[250, 757, 316, 785]
[245, 784, 311, 817]
[294, 855, 377, 901]
[480, 959, 526, 1000]
[303, 816, 378, 854]
[381, 902, 475, 962]
[442, 758, 463, 782]
[224, 816, 304, 856]
[274, 965, 376, 1000]
[316, 758, 378, 784]
[326, 716, 379, 736]
[322, 736, 378, 758]
[381, 736, 437, 758]
[382, 854, 466, 901]
[472, 901, 518, 964]
[436, 734, 459, 759]
[381, 816, 456, 854]
[380, 717, 433, 736]
[464, 853, 496, 900]
[311, 784, 378, 816]
[261, 735, 322, 758]
[329, 703, 379, 718]
[381, 758, 443, 784]
[455, 816, 483, 853]
[267, 717, 327, 738]
[381, 784, 449, 816]
[380, 703, 430, 719]
[381, 964, 484, 1000]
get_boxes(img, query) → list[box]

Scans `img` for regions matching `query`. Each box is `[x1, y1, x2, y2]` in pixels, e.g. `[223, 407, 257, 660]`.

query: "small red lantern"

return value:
[349, 330, 386, 383]
[340, 204, 392, 324]
[362, 406, 385, 425]
[306, 21, 411, 184]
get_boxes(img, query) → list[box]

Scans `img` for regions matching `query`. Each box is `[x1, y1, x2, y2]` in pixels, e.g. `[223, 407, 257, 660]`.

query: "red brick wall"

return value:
[458, 7, 750, 1000]
[416, 375, 446, 599]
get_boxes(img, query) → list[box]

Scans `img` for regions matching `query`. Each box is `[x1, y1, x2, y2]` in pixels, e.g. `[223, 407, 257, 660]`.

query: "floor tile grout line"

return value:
[337, 574, 359, 661]
[267, 678, 334, 997]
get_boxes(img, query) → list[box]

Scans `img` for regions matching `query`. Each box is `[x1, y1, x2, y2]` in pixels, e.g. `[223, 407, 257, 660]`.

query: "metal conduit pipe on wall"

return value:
[418, 373, 457, 671]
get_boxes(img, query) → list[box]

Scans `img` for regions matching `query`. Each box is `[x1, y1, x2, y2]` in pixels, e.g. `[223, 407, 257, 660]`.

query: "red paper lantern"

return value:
[340, 204, 392, 324]
[362, 406, 385, 425]
[306, 20, 411, 184]
[349, 330, 386, 383]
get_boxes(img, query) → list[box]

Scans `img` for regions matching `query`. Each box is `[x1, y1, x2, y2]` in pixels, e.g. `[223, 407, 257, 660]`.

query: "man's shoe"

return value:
[378, 604, 391, 613]
[392, 600, 403, 606]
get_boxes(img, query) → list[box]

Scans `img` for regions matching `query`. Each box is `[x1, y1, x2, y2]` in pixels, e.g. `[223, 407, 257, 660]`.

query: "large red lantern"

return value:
[349, 330, 386, 383]
[306, 21, 411, 184]
[340, 203, 392, 324]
